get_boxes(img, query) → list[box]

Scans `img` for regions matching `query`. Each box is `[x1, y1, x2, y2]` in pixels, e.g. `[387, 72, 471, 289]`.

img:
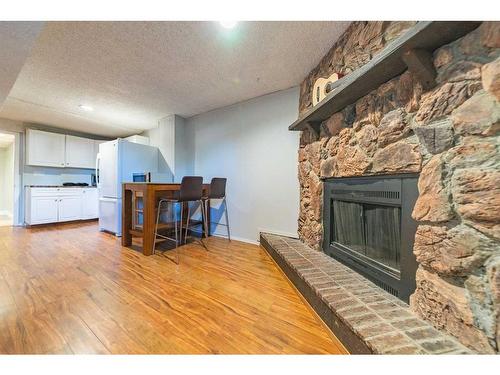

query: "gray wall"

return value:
[185, 87, 300, 243]
[0, 142, 14, 216]
[143, 114, 195, 183]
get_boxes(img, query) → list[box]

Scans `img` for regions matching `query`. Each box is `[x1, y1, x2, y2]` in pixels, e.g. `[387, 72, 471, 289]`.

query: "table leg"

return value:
[142, 186, 155, 256]
[122, 187, 132, 246]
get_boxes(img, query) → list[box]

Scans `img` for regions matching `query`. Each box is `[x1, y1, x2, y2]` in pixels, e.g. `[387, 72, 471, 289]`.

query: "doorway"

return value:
[0, 132, 16, 226]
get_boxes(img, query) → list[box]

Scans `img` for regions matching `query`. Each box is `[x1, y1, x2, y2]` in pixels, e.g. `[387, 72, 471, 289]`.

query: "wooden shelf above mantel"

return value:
[289, 21, 482, 134]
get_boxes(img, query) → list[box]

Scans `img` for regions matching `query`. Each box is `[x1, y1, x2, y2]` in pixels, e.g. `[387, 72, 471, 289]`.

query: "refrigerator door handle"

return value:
[95, 153, 101, 187]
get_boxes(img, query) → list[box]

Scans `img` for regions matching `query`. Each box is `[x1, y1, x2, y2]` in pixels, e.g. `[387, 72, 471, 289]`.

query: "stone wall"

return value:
[297, 21, 500, 353]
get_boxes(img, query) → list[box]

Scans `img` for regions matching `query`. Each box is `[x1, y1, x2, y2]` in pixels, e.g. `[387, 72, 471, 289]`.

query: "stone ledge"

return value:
[260, 232, 472, 354]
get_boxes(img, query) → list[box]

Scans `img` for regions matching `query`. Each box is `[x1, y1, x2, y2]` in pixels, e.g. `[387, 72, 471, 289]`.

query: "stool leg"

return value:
[184, 202, 191, 244]
[153, 200, 162, 255]
[201, 200, 208, 239]
[224, 197, 231, 241]
[174, 201, 179, 264]
[199, 200, 208, 251]
[204, 199, 210, 237]
[179, 201, 183, 245]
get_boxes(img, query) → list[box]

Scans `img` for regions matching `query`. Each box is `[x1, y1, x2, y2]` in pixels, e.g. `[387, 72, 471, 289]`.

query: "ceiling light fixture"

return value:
[78, 104, 94, 112]
[219, 21, 238, 29]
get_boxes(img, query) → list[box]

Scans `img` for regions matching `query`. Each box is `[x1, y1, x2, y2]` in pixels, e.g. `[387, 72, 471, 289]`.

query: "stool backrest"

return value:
[209, 177, 227, 199]
[179, 176, 203, 202]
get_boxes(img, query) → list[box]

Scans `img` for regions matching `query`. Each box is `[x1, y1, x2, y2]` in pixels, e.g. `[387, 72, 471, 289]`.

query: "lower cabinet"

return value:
[25, 187, 99, 225]
[58, 196, 83, 222]
[82, 188, 99, 219]
[30, 196, 59, 224]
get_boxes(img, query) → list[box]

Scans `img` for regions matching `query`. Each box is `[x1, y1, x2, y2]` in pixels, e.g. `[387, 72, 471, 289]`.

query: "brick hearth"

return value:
[261, 232, 472, 354]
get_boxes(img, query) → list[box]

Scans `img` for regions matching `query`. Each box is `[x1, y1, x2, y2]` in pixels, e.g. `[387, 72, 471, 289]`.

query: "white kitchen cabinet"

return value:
[25, 187, 98, 225]
[81, 188, 99, 219]
[58, 196, 83, 222]
[30, 196, 59, 224]
[26, 129, 66, 168]
[65, 135, 95, 169]
[26, 129, 107, 169]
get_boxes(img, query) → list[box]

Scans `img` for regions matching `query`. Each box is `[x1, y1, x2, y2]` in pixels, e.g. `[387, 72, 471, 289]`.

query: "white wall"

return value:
[142, 114, 193, 182]
[144, 115, 174, 182]
[185, 87, 300, 243]
[23, 165, 94, 186]
[0, 142, 15, 217]
[174, 115, 194, 181]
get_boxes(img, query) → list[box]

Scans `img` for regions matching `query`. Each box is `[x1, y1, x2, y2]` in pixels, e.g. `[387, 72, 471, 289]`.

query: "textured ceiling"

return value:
[0, 21, 350, 137]
[0, 22, 44, 108]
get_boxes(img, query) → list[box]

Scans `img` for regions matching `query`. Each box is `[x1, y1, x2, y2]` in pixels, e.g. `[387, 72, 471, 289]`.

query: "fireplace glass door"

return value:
[323, 175, 419, 302]
[331, 200, 401, 271]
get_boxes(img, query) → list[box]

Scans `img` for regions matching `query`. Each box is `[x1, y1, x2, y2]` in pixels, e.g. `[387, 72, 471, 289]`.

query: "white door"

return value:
[82, 188, 99, 219]
[99, 197, 121, 235]
[25, 129, 66, 168]
[99, 141, 118, 198]
[31, 196, 59, 224]
[65, 135, 95, 168]
[58, 196, 82, 222]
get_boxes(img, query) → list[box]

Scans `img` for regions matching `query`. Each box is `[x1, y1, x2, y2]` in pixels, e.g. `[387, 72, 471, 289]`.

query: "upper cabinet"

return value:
[26, 129, 66, 168]
[26, 128, 106, 169]
[65, 135, 95, 169]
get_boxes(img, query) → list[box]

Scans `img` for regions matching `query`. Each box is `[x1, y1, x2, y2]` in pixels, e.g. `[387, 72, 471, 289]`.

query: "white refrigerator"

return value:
[96, 139, 164, 236]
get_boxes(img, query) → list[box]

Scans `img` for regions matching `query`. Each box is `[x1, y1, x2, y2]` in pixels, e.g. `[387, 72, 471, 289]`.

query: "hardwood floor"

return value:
[0, 221, 347, 354]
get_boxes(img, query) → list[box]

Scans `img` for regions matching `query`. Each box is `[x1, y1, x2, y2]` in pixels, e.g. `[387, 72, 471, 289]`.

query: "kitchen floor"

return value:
[0, 221, 347, 354]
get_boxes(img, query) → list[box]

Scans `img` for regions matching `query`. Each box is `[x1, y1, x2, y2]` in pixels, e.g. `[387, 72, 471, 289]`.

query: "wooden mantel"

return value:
[288, 21, 481, 135]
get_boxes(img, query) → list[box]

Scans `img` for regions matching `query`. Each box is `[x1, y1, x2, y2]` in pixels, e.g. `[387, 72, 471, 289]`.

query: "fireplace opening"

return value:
[323, 174, 419, 302]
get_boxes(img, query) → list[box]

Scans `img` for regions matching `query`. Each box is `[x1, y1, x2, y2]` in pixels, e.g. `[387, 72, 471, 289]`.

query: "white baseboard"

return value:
[190, 229, 260, 246]
[214, 233, 260, 246]
[190, 225, 298, 246]
[257, 227, 298, 239]
[0, 210, 13, 218]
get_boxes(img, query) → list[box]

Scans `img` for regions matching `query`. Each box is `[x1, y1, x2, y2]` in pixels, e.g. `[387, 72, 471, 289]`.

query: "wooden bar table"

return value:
[122, 182, 210, 256]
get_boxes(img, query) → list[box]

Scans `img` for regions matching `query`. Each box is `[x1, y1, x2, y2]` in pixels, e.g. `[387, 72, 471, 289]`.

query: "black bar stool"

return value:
[153, 176, 208, 262]
[202, 177, 230, 241]
[153, 198, 180, 263]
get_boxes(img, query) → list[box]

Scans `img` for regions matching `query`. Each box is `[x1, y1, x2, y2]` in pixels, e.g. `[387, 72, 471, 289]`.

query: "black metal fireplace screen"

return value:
[323, 174, 419, 302]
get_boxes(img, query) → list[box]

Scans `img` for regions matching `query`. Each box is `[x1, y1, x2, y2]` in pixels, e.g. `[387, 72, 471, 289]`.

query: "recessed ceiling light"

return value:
[219, 21, 237, 29]
[78, 104, 93, 112]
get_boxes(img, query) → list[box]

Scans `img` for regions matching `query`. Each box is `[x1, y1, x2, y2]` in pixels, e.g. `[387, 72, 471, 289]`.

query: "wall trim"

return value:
[258, 227, 298, 239]
[189, 229, 260, 246]
[0, 210, 13, 218]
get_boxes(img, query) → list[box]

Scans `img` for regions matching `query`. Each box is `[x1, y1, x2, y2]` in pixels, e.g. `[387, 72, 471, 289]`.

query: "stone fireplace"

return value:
[296, 22, 500, 353]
